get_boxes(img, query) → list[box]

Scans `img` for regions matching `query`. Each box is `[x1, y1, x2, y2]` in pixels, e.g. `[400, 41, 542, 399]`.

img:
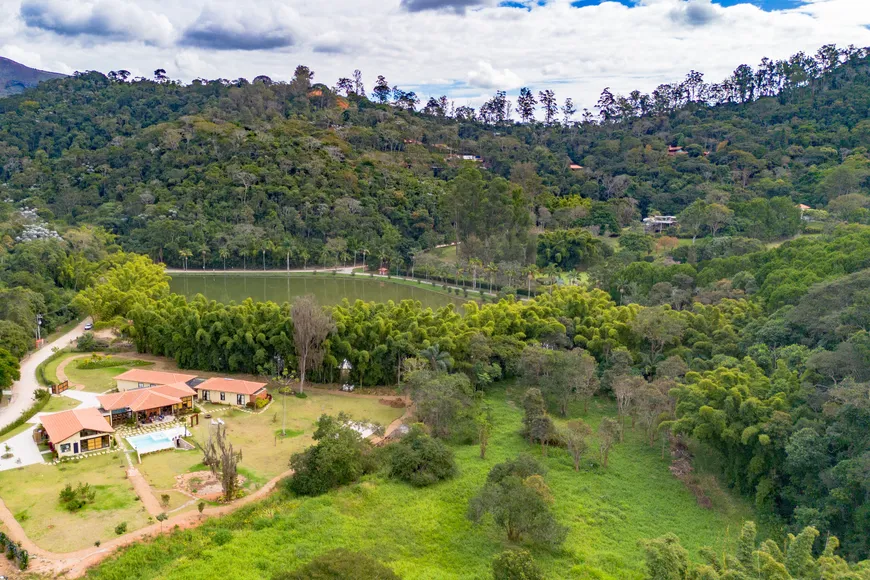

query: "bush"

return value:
[75, 332, 110, 353]
[114, 522, 128, 535]
[272, 549, 400, 580]
[76, 355, 150, 370]
[212, 528, 233, 546]
[492, 550, 544, 580]
[386, 424, 457, 487]
[59, 482, 96, 512]
[255, 397, 269, 409]
[294, 392, 308, 399]
[287, 413, 377, 496]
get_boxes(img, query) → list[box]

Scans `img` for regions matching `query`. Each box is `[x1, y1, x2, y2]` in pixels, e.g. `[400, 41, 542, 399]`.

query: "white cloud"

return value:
[467, 60, 523, 89]
[19, 0, 174, 45]
[1, 0, 869, 110]
[180, 1, 299, 51]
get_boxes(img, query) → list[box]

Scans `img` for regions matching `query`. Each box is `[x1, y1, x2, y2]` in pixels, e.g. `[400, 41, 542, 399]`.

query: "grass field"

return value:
[64, 365, 144, 393]
[42, 395, 84, 413]
[137, 393, 405, 488]
[0, 453, 151, 552]
[86, 385, 752, 580]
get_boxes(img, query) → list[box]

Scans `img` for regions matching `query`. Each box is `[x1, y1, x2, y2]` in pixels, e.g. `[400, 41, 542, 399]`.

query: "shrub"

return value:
[492, 550, 544, 580]
[273, 549, 400, 580]
[76, 332, 109, 352]
[287, 413, 377, 496]
[386, 424, 457, 487]
[255, 397, 269, 408]
[114, 522, 127, 535]
[160, 494, 170, 508]
[294, 392, 308, 399]
[76, 355, 150, 370]
[212, 528, 233, 546]
[59, 482, 96, 512]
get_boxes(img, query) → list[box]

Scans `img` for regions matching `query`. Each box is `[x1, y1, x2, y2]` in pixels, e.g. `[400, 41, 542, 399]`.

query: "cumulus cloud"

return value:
[311, 31, 354, 54]
[19, 0, 174, 45]
[669, 0, 721, 26]
[466, 60, 523, 89]
[400, 0, 495, 14]
[180, 1, 298, 50]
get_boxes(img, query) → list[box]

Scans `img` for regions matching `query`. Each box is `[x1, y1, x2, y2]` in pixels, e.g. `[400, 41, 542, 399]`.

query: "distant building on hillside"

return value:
[569, 164, 583, 171]
[667, 146, 687, 156]
[643, 215, 678, 232]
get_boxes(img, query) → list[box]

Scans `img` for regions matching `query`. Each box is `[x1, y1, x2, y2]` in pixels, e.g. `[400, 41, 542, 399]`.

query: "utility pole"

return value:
[36, 314, 43, 343]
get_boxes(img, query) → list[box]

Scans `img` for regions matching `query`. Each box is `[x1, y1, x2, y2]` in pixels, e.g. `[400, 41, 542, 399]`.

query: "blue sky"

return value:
[1, 0, 869, 111]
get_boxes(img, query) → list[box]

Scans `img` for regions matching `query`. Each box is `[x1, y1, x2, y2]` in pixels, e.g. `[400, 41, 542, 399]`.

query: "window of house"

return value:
[202, 391, 209, 401]
[138, 382, 145, 388]
[220, 392, 226, 401]
[237, 394, 244, 405]
[59, 443, 71, 453]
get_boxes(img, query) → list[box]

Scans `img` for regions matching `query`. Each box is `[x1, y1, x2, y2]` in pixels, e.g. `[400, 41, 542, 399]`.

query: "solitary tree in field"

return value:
[202, 423, 242, 501]
[291, 295, 335, 394]
[561, 419, 592, 472]
[598, 417, 621, 468]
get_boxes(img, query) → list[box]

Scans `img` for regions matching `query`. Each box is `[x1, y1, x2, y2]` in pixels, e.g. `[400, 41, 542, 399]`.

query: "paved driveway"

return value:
[0, 425, 45, 472]
[0, 320, 88, 430]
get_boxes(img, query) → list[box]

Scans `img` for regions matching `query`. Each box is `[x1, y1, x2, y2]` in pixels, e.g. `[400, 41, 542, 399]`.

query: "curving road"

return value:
[0, 320, 88, 431]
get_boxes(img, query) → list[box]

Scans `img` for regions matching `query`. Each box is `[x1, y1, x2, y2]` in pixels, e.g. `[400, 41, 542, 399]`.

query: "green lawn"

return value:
[64, 365, 140, 393]
[136, 392, 404, 491]
[42, 395, 84, 413]
[0, 453, 151, 552]
[86, 385, 753, 580]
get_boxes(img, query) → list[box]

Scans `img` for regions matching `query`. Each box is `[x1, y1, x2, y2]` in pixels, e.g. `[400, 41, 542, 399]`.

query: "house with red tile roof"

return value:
[195, 377, 268, 407]
[113, 369, 198, 392]
[98, 383, 197, 426]
[39, 408, 114, 458]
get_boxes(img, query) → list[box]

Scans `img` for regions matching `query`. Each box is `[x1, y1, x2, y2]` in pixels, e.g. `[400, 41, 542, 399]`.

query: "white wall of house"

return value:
[54, 431, 112, 458]
[198, 390, 253, 406]
[116, 379, 160, 392]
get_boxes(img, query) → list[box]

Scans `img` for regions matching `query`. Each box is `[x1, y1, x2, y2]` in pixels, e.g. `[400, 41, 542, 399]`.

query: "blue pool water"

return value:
[126, 427, 187, 454]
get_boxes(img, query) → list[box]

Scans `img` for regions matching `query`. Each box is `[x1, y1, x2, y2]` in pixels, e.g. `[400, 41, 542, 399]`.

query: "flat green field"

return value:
[42, 395, 84, 413]
[65, 365, 141, 393]
[86, 385, 752, 580]
[0, 453, 150, 552]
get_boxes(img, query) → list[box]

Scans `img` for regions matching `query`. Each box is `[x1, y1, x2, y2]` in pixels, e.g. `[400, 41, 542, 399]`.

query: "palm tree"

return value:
[280, 238, 295, 271]
[200, 245, 209, 269]
[485, 262, 498, 292]
[300, 249, 310, 270]
[178, 249, 192, 271]
[361, 248, 369, 269]
[419, 344, 453, 372]
[261, 240, 275, 270]
[523, 265, 540, 296]
[219, 246, 230, 270]
[468, 258, 482, 290]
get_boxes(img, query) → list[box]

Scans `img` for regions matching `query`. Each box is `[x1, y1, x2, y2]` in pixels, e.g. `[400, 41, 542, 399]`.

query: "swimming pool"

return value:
[126, 426, 189, 455]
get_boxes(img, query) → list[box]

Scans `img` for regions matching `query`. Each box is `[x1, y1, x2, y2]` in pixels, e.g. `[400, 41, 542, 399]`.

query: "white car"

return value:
[340, 384, 355, 392]
[84, 322, 93, 331]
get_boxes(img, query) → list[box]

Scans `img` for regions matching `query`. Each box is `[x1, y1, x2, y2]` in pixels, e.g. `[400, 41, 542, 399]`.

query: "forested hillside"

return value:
[1, 44, 870, 273]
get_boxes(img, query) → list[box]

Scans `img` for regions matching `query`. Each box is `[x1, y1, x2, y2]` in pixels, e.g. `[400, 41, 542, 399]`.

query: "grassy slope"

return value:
[87, 385, 751, 580]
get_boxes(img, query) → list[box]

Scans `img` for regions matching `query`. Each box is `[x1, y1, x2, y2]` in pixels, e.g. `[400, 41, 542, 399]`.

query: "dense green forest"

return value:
[2, 42, 870, 577]
[1, 44, 869, 274]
